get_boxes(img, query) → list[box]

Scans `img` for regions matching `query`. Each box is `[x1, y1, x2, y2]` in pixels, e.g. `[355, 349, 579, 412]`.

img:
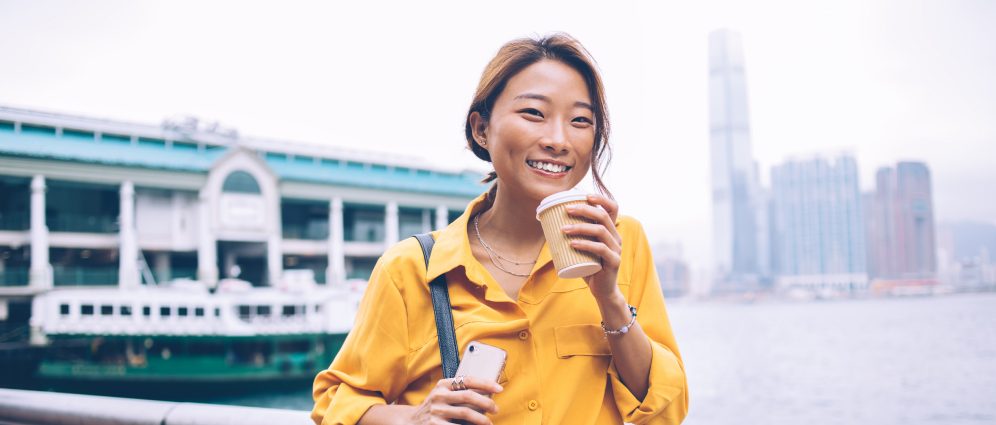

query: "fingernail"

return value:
[562, 225, 573, 232]
[566, 206, 576, 213]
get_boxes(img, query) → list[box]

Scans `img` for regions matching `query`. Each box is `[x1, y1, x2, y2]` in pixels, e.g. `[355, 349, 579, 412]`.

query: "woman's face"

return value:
[475, 59, 595, 203]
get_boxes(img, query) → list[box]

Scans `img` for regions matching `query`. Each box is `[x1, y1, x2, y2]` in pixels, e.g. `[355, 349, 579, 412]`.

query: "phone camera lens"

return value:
[469, 345, 475, 353]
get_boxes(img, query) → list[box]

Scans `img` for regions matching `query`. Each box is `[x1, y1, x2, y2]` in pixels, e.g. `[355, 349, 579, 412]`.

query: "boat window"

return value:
[314, 304, 321, 313]
[195, 307, 205, 317]
[214, 307, 221, 317]
[59, 304, 70, 316]
[282, 305, 295, 317]
[277, 340, 310, 353]
[100, 305, 113, 315]
[178, 307, 189, 317]
[121, 305, 132, 316]
[160, 306, 171, 317]
[257, 305, 271, 316]
[143, 306, 151, 316]
[238, 305, 251, 320]
[190, 341, 226, 356]
[81, 304, 94, 315]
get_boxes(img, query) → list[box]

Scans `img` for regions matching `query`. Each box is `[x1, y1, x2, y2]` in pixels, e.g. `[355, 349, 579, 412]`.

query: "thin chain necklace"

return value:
[474, 213, 535, 277]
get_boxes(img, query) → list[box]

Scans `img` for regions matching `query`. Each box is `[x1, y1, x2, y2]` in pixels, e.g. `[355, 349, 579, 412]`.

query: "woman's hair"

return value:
[465, 32, 612, 197]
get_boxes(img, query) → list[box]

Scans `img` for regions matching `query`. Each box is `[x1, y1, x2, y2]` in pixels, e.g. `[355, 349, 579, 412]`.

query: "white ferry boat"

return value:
[29, 272, 364, 384]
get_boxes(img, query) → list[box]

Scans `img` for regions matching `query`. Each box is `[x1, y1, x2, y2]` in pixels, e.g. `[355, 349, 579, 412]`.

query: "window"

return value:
[81, 304, 94, 315]
[194, 307, 205, 317]
[121, 305, 132, 316]
[222, 170, 261, 194]
[59, 304, 70, 316]
[238, 305, 251, 320]
[214, 307, 221, 317]
[178, 307, 189, 317]
[100, 305, 113, 315]
[143, 306, 151, 316]
[282, 305, 295, 317]
[160, 306, 171, 317]
[256, 305, 271, 316]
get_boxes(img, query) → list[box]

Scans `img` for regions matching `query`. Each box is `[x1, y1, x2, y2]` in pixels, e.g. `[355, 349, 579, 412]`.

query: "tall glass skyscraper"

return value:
[708, 29, 765, 288]
[866, 162, 937, 280]
[770, 153, 867, 292]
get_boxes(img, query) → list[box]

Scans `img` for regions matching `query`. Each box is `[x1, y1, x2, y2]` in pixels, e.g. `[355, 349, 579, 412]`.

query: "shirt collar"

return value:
[426, 191, 553, 288]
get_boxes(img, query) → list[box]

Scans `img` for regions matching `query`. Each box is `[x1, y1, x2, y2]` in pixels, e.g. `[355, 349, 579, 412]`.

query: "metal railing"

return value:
[0, 388, 312, 425]
[47, 213, 118, 233]
[53, 267, 118, 286]
[0, 268, 29, 286]
[0, 212, 29, 230]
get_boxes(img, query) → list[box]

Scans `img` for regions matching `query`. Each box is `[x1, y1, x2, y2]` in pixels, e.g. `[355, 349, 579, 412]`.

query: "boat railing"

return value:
[0, 388, 311, 425]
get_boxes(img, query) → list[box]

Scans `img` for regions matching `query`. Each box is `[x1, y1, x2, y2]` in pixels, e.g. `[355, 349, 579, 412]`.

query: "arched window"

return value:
[222, 171, 261, 194]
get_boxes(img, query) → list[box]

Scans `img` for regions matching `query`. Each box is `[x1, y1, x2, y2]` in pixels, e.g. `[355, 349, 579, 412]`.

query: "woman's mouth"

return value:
[526, 160, 572, 174]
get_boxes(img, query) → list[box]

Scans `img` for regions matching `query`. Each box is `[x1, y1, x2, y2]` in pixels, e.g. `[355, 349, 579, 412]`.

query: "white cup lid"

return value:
[536, 189, 589, 219]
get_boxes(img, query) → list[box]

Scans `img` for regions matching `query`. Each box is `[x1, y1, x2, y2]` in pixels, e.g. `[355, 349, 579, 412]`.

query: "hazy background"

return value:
[1, 0, 993, 271]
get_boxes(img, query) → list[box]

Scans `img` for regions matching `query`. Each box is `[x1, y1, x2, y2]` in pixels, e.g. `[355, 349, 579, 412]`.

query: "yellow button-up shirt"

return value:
[312, 193, 688, 424]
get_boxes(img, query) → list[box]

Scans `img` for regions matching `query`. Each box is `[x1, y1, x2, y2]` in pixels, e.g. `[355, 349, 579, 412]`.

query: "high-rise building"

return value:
[866, 162, 937, 280]
[770, 153, 867, 293]
[708, 29, 766, 290]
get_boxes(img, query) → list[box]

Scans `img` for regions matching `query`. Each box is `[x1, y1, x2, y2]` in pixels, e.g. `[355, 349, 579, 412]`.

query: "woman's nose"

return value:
[541, 122, 569, 153]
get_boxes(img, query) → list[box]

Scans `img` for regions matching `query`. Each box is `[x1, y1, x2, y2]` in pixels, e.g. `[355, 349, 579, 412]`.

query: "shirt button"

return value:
[527, 400, 540, 411]
[518, 330, 529, 340]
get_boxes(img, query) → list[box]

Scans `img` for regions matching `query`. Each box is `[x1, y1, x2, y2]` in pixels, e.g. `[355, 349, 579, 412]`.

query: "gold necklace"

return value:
[474, 213, 535, 277]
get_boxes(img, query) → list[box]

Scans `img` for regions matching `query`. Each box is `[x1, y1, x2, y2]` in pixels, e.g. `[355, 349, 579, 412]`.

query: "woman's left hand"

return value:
[563, 194, 623, 300]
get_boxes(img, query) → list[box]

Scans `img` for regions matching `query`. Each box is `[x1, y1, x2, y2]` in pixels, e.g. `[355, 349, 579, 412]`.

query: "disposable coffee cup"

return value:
[536, 190, 603, 279]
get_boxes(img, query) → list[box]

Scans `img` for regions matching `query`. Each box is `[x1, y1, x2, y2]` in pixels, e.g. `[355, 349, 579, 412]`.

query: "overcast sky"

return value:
[1, 0, 993, 268]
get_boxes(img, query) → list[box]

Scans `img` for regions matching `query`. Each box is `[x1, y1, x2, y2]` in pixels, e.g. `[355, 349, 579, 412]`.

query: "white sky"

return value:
[1, 0, 993, 269]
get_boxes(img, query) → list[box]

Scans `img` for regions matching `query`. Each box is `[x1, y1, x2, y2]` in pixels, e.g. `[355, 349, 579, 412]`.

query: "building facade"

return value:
[770, 153, 867, 294]
[0, 106, 484, 297]
[708, 29, 767, 290]
[865, 162, 937, 281]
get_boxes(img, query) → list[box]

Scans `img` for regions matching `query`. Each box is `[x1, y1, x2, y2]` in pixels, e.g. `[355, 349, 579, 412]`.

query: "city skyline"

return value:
[1, 0, 993, 269]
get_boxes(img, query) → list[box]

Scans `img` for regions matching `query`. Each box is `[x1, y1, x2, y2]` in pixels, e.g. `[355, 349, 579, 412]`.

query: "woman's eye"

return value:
[573, 116, 593, 125]
[519, 108, 544, 118]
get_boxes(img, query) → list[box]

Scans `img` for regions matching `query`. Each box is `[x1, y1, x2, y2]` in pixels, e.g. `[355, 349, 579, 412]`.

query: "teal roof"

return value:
[0, 123, 485, 198]
[0, 124, 222, 172]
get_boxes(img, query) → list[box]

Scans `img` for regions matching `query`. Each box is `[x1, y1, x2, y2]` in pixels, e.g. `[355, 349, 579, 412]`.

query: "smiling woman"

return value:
[464, 35, 612, 200]
[312, 33, 688, 425]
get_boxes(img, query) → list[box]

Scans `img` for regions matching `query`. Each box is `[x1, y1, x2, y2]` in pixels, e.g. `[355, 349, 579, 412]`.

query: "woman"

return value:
[313, 33, 688, 425]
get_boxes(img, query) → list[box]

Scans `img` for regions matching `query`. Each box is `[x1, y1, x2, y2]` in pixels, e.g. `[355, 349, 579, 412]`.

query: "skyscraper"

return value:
[708, 29, 766, 289]
[771, 153, 867, 293]
[866, 162, 937, 280]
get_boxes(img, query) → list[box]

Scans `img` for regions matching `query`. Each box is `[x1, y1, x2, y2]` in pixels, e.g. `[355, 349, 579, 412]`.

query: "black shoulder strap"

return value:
[413, 233, 460, 379]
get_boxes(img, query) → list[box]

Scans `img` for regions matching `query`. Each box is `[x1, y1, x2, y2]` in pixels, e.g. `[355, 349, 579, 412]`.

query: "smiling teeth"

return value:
[527, 160, 569, 173]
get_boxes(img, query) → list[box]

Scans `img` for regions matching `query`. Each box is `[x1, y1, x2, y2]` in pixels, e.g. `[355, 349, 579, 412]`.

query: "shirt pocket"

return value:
[554, 324, 611, 358]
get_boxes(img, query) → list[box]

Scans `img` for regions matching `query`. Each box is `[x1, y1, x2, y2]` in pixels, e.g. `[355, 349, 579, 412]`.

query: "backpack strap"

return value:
[413, 233, 460, 379]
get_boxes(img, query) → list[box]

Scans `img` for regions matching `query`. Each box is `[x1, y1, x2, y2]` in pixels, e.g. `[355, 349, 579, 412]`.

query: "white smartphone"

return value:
[454, 340, 507, 391]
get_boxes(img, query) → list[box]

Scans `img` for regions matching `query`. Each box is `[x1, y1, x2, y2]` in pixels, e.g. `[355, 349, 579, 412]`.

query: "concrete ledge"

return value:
[0, 388, 311, 425]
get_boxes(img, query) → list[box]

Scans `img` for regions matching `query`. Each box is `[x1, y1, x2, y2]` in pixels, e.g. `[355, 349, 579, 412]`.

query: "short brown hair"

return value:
[465, 33, 612, 197]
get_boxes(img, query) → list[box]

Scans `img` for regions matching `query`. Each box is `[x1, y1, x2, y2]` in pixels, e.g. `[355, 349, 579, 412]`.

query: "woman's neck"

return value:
[476, 184, 546, 257]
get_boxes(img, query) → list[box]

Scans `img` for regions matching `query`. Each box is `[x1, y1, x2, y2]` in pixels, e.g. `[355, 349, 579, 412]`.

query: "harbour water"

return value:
[170, 293, 996, 423]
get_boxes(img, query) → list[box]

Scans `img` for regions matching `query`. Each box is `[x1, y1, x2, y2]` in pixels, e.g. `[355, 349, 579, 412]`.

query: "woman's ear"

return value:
[468, 111, 489, 149]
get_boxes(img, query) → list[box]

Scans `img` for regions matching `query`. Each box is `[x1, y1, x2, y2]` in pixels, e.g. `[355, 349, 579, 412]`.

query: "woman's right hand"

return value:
[407, 376, 503, 424]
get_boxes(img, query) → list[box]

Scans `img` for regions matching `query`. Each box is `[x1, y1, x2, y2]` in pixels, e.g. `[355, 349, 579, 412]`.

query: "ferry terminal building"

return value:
[0, 105, 484, 320]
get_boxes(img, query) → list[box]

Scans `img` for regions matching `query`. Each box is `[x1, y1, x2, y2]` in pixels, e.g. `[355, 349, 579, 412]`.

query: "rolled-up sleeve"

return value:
[607, 219, 689, 424]
[312, 258, 410, 425]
